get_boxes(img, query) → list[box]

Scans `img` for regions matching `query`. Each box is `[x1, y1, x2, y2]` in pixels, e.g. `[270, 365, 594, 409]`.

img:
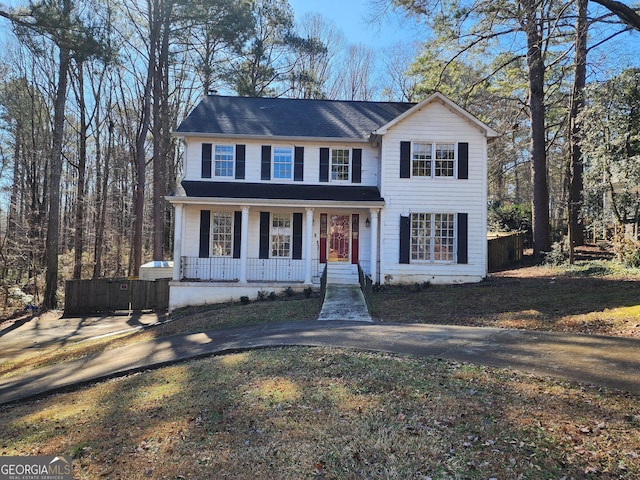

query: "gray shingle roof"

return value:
[176, 95, 415, 139]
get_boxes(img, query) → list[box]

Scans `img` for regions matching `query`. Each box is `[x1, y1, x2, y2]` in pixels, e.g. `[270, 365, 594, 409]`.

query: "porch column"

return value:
[172, 204, 183, 281]
[369, 208, 379, 283]
[304, 207, 314, 284]
[239, 206, 250, 283]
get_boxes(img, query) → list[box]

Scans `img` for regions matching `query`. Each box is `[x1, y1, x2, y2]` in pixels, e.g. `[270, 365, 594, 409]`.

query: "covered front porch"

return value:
[167, 185, 384, 310]
[171, 205, 381, 283]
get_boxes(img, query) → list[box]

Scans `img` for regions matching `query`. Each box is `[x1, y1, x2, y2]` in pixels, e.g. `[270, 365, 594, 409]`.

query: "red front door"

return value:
[329, 214, 350, 262]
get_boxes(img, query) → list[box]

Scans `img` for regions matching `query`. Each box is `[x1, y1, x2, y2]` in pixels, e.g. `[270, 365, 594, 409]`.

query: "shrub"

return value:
[613, 236, 640, 267]
[543, 241, 569, 266]
[284, 286, 295, 297]
[304, 287, 313, 298]
[240, 296, 250, 305]
[268, 291, 277, 301]
[488, 202, 532, 234]
[257, 290, 267, 301]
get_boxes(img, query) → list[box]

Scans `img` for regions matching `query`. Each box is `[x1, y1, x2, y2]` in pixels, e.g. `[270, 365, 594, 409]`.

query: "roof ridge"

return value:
[204, 94, 416, 107]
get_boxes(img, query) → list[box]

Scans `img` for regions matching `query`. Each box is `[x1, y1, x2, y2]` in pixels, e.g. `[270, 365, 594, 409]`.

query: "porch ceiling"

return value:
[177, 181, 384, 206]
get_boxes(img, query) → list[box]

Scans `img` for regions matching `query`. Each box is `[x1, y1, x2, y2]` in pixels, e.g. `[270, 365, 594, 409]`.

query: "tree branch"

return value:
[591, 0, 640, 30]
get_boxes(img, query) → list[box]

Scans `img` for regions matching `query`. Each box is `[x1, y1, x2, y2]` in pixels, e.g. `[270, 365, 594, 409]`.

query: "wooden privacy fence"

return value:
[488, 232, 524, 271]
[64, 278, 170, 315]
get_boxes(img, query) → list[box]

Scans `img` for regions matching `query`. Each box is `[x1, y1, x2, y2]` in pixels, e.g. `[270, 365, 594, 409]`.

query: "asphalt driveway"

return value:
[1, 316, 639, 405]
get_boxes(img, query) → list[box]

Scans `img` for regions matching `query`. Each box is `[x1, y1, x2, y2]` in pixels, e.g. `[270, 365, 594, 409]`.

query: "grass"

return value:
[372, 263, 640, 337]
[1, 347, 639, 479]
[2, 260, 640, 478]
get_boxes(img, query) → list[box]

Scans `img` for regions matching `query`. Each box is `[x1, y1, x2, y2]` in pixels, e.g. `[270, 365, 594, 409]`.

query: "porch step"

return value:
[326, 263, 359, 285]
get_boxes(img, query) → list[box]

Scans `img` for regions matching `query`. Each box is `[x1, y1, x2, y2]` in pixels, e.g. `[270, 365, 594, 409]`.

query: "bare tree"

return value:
[288, 13, 345, 99]
[380, 42, 419, 102]
[336, 43, 377, 101]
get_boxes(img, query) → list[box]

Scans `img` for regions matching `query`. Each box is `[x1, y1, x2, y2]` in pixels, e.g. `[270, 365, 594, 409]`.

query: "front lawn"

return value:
[2, 347, 639, 479]
[2, 261, 640, 478]
[372, 263, 640, 337]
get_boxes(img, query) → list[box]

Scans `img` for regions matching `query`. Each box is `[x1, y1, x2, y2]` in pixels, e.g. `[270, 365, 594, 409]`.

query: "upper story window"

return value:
[435, 144, 455, 177]
[412, 142, 455, 178]
[214, 145, 234, 177]
[202, 143, 238, 178]
[273, 147, 293, 180]
[412, 143, 432, 177]
[331, 148, 350, 182]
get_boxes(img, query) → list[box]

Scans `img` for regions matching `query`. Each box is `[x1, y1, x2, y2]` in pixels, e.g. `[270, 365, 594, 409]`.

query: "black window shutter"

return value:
[352, 148, 362, 183]
[201, 143, 212, 178]
[199, 210, 210, 258]
[294, 146, 304, 181]
[292, 212, 303, 259]
[233, 211, 242, 259]
[235, 144, 246, 180]
[457, 213, 468, 264]
[319, 147, 329, 182]
[400, 141, 411, 178]
[458, 142, 469, 179]
[261, 145, 271, 180]
[259, 211, 270, 259]
[399, 215, 411, 264]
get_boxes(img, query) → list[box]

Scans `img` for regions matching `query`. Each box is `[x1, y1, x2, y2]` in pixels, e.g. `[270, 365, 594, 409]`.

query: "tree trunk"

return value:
[152, 0, 173, 262]
[131, 0, 158, 277]
[568, 0, 588, 259]
[73, 62, 87, 279]
[522, 0, 550, 256]
[43, 41, 71, 309]
[93, 105, 112, 279]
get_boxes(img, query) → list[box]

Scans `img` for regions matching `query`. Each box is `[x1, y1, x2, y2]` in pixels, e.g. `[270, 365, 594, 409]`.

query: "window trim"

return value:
[214, 144, 235, 178]
[330, 147, 351, 183]
[271, 213, 292, 258]
[210, 211, 234, 257]
[272, 146, 294, 181]
[409, 212, 457, 263]
[410, 141, 457, 178]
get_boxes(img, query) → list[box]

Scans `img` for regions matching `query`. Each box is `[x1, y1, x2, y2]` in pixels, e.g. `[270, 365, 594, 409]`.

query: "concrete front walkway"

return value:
[1, 320, 640, 405]
[318, 284, 372, 322]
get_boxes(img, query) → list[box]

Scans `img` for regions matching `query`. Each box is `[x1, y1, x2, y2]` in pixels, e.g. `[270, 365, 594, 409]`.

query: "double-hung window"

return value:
[273, 147, 293, 180]
[412, 143, 432, 177]
[214, 145, 234, 177]
[411, 142, 455, 178]
[434, 144, 455, 177]
[211, 212, 233, 256]
[411, 213, 456, 262]
[331, 148, 350, 181]
[271, 214, 291, 257]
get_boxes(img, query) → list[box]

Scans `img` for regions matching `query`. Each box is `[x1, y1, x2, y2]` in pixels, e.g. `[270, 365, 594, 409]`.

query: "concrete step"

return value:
[326, 263, 359, 285]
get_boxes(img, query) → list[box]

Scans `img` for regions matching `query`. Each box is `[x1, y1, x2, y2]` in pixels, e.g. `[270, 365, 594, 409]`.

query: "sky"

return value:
[288, 0, 640, 81]
[288, 0, 420, 49]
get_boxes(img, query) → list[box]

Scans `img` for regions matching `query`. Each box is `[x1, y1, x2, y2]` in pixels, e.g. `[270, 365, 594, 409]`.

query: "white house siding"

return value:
[182, 137, 379, 187]
[379, 100, 488, 284]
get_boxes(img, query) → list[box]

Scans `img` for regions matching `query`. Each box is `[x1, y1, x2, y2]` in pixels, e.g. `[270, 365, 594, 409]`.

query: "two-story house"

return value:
[167, 92, 497, 311]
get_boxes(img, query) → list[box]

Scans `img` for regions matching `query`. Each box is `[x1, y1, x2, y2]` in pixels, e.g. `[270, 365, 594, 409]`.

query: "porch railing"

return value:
[182, 257, 240, 281]
[180, 256, 321, 283]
